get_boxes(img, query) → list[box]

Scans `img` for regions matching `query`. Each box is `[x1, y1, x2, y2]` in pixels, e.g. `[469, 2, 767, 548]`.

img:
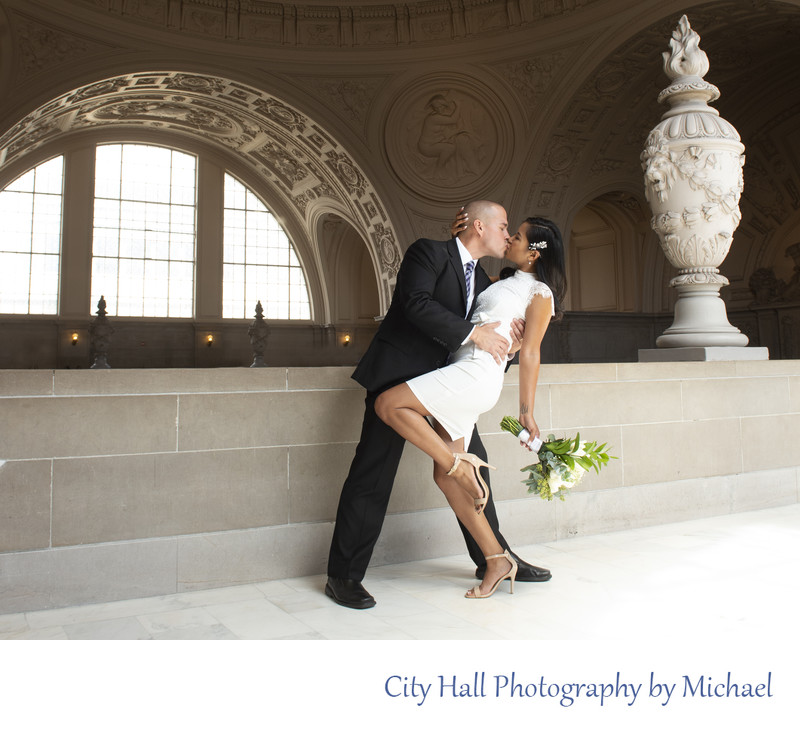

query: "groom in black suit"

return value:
[326, 200, 551, 609]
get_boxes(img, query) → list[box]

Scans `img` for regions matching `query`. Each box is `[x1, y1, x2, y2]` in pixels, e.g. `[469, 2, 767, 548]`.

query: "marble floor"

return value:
[3, 503, 799, 641]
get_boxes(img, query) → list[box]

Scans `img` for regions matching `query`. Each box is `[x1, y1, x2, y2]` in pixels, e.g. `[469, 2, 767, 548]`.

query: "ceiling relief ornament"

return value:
[252, 98, 308, 134]
[86, 97, 239, 136]
[181, 4, 225, 37]
[287, 75, 388, 136]
[123, 0, 168, 25]
[384, 77, 512, 200]
[492, 51, 567, 116]
[641, 15, 748, 349]
[12, 14, 116, 81]
[50, 0, 603, 48]
[371, 222, 402, 278]
[0, 70, 402, 311]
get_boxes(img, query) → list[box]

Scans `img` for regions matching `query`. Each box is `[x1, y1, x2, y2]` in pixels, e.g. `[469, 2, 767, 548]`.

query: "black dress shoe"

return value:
[325, 577, 377, 609]
[476, 553, 551, 583]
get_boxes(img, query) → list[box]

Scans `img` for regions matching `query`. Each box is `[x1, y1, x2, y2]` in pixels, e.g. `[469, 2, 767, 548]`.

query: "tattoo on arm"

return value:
[520, 403, 529, 414]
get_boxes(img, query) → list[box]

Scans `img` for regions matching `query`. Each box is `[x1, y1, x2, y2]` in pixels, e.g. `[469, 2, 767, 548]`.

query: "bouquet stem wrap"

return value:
[515, 427, 543, 452]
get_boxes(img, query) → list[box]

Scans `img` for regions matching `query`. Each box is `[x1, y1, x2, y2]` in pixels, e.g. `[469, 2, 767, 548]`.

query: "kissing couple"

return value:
[326, 200, 567, 607]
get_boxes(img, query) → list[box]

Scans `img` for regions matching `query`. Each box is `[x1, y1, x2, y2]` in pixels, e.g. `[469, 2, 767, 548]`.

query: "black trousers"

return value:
[327, 392, 510, 581]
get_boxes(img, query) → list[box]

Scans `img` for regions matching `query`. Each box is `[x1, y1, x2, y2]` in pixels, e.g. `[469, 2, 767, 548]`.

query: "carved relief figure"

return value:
[416, 93, 484, 181]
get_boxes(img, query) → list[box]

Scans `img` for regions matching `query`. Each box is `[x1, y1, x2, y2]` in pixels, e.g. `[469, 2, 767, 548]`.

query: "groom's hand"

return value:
[471, 322, 510, 364]
[508, 318, 526, 356]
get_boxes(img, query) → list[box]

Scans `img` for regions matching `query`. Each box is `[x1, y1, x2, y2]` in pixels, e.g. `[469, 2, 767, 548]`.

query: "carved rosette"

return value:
[641, 16, 748, 349]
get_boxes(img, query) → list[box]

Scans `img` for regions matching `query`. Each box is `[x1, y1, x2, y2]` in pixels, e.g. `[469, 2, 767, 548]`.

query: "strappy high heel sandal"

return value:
[465, 550, 518, 599]
[446, 452, 495, 514]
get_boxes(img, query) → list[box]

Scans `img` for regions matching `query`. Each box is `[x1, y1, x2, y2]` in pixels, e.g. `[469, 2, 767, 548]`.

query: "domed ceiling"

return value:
[1, 0, 799, 308]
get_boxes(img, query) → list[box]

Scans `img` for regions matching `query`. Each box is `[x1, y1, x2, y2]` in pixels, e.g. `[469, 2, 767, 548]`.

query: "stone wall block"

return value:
[622, 418, 742, 486]
[554, 477, 734, 541]
[537, 363, 618, 384]
[289, 442, 356, 522]
[789, 375, 800, 412]
[0, 460, 51, 553]
[0, 539, 177, 615]
[681, 376, 789, 421]
[53, 367, 287, 396]
[389, 442, 444, 513]
[741, 414, 800, 472]
[52, 448, 289, 545]
[177, 389, 364, 450]
[550, 380, 682, 429]
[0, 370, 54, 397]
[287, 366, 359, 390]
[176, 522, 332, 592]
[0, 395, 177, 459]
[731, 467, 798, 512]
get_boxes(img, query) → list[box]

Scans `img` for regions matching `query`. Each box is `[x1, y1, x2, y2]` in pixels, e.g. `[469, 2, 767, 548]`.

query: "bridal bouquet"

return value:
[500, 416, 614, 501]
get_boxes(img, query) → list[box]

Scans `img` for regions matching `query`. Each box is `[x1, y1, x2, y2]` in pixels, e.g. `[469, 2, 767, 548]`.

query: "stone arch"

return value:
[566, 191, 662, 313]
[315, 213, 381, 325]
[0, 70, 402, 315]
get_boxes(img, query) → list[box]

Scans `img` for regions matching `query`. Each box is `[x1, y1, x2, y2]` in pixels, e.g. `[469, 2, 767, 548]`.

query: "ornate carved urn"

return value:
[642, 15, 748, 348]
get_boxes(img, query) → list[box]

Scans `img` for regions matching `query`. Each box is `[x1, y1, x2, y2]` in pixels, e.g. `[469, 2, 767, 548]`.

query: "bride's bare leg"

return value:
[431, 426, 513, 597]
[376, 387, 513, 596]
[374, 383, 485, 502]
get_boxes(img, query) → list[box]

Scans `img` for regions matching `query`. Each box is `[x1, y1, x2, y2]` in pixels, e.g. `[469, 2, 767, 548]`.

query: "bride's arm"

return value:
[517, 294, 553, 445]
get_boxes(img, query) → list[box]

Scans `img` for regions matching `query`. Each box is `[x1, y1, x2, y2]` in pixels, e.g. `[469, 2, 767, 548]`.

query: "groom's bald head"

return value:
[461, 200, 509, 259]
[465, 200, 503, 226]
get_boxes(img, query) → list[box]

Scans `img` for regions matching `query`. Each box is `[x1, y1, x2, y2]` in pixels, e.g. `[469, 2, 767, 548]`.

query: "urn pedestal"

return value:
[638, 15, 767, 362]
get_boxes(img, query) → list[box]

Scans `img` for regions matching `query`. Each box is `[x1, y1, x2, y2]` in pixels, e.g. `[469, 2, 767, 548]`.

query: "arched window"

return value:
[0, 156, 64, 314]
[91, 143, 197, 317]
[222, 174, 311, 319]
[1, 144, 312, 323]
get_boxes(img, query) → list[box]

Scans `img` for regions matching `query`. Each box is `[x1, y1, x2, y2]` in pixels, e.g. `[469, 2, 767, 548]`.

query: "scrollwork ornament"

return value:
[254, 99, 307, 133]
[167, 74, 226, 94]
[325, 151, 366, 198]
[372, 223, 401, 277]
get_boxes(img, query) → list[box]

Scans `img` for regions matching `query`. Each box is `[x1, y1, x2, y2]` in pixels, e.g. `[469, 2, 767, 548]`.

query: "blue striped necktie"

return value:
[464, 260, 475, 317]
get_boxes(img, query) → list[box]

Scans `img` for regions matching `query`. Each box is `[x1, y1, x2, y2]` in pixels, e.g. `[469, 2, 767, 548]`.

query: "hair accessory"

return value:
[528, 241, 547, 251]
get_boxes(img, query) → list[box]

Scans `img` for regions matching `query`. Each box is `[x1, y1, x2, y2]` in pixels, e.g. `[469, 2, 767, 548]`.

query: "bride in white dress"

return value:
[375, 216, 567, 598]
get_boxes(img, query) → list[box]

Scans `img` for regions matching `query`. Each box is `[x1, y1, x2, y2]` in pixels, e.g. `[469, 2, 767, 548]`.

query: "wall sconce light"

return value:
[206, 334, 214, 347]
[71, 332, 79, 346]
[343, 333, 351, 347]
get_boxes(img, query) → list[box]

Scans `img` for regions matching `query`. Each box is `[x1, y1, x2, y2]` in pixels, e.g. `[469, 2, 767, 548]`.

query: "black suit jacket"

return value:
[352, 238, 491, 394]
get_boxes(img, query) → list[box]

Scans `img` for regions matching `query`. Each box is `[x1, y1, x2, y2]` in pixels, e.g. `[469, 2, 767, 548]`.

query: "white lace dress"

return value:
[407, 270, 554, 442]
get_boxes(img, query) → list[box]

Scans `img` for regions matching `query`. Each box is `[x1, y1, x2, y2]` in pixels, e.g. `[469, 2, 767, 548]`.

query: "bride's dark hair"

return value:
[522, 216, 567, 321]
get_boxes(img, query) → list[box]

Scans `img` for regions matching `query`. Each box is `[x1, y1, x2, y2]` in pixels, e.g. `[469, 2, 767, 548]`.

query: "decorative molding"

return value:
[12, 13, 119, 81]
[45, 0, 605, 48]
[490, 50, 567, 116]
[287, 74, 389, 135]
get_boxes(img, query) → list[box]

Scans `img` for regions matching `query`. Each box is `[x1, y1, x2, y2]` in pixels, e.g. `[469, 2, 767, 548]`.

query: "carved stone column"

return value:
[639, 16, 766, 360]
